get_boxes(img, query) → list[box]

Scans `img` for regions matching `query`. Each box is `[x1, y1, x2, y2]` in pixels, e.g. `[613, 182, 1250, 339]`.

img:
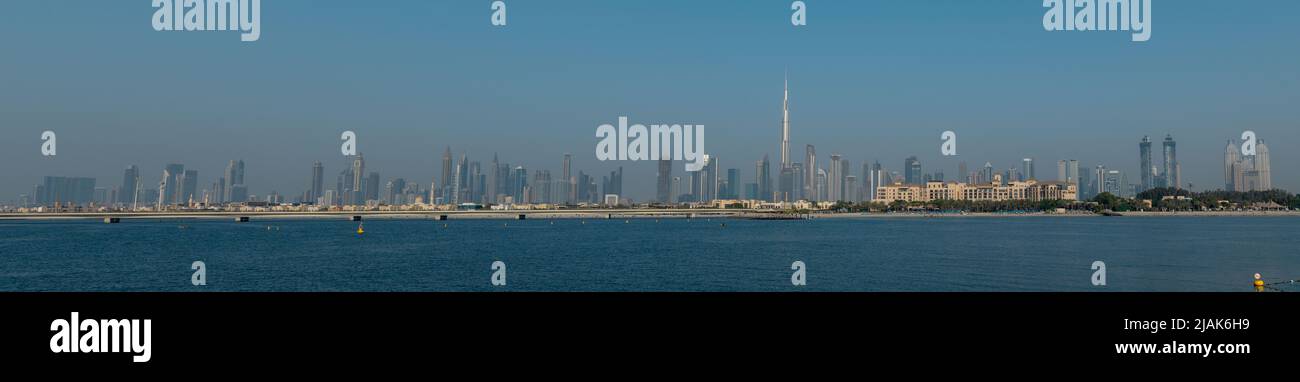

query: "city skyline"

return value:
[12, 128, 1279, 209]
[10, 76, 1284, 207]
[3, 1, 1297, 202]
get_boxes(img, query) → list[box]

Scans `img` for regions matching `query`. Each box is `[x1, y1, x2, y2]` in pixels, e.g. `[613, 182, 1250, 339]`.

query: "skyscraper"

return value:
[441, 146, 453, 199]
[157, 168, 171, 209]
[1162, 134, 1179, 189]
[562, 153, 573, 204]
[791, 163, 804, 201]
[844, 176, 858, 203]
[726, 169, 739, 200]
[1057, 159, 1079, 185]
[39, 176, 95, 207]
[179, 169, 198, 204]
[337, 167, 353, 205]
[451, 153, 467, 204]
[668, 176, 681, 202]
[757, 155, 772, 202]
[387, 178, 407, 205]
[868, 161, 883, 201]
[348, 153, 364, 203]
[781, 74, 791, 169]
[656, 158, 673, 203]
[1022, 158, 1035, 181]
[512, 166, 527, 203]
[601, 166, 623, 200]
[778, 166, 794, 202]
[310, 161, 324, 204]
[1225, 137, 1273, 192]
[365, 172, 380, 203]
[223, 160, 244, 204]
[710, 156, 722, 202]
[815, 168, 828, 201]
[828, 154, 842, 201]
[532, 170, 552, 204]
[488, 153, 499, 204]
[161, 163, 184, 205]
[804, 145, 816, 201]
[1139, 136, 1154, 192]
[119, 165, 139, 205]
[1254, 140, 1271, 191]
[470, 161, 484, 203]
[1224, 140, 1241, 191]
[905, 156, 922, 185]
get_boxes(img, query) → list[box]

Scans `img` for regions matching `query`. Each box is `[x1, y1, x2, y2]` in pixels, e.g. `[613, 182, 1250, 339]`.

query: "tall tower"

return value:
[804, 145, 816, 201]
[1224, 140, 1241, 191]
[657, 158, 672, 203]
[223, 160, 243, 203]
[829, 154, 843, 201]
[488, 153, 499, 204]
[1139, 136, 1153, 191]
[452, 154, 465, 205]
[1022, 158, 1035, 181]
[440, 146, 453, 198]
[310, 161, 324, 204]
[157, 170, 170, 210]
[1255, 140, 1271, 191]
[781, 74, 790, 169]
[352, 154, 365, 205]
[163, 163, 184, 205]
[1162, 134, 1179, 189]
[905, 157, 922, 184]
[562, 153, 573, 204]
[120, 165, 139, 205]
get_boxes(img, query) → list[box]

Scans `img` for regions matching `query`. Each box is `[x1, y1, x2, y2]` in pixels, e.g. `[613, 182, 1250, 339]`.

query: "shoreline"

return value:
[2, 209, 1298, 221]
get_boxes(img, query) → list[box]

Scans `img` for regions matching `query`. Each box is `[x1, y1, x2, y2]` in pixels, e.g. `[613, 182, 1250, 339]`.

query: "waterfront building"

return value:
[875, 178, 1078, 203]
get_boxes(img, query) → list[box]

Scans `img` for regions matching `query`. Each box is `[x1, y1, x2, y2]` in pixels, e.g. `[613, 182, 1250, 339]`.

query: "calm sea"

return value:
[1, 216, 1295, 292]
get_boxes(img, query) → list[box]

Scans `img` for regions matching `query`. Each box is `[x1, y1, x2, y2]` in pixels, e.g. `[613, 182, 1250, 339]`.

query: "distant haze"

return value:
[2, 0, 1296, 202]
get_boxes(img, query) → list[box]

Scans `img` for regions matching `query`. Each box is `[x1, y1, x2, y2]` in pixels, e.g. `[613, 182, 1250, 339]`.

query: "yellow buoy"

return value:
[357, 223, 364, 235]
[1254, 273, 1265, 287]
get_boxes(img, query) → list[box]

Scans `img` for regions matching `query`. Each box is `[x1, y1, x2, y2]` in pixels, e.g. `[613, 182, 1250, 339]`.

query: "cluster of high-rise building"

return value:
[1224, 138, 1271, 192]
[19, 147, 633, 211]
[1135, 134, 1182, 193]
[11, 78, 1284, 210]
[316, 149, 624, 208]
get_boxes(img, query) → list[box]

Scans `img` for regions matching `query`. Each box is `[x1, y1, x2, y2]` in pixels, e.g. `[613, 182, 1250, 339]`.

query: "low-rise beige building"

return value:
[876, 176, 1077, 203]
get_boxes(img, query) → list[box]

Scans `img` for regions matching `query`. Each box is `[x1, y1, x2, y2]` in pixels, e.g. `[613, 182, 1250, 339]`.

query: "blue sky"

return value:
[2, 0, 1296, 201]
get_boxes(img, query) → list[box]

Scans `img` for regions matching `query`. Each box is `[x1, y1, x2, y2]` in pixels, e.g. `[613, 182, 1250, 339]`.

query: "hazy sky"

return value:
[2, 0, 1296, 202]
